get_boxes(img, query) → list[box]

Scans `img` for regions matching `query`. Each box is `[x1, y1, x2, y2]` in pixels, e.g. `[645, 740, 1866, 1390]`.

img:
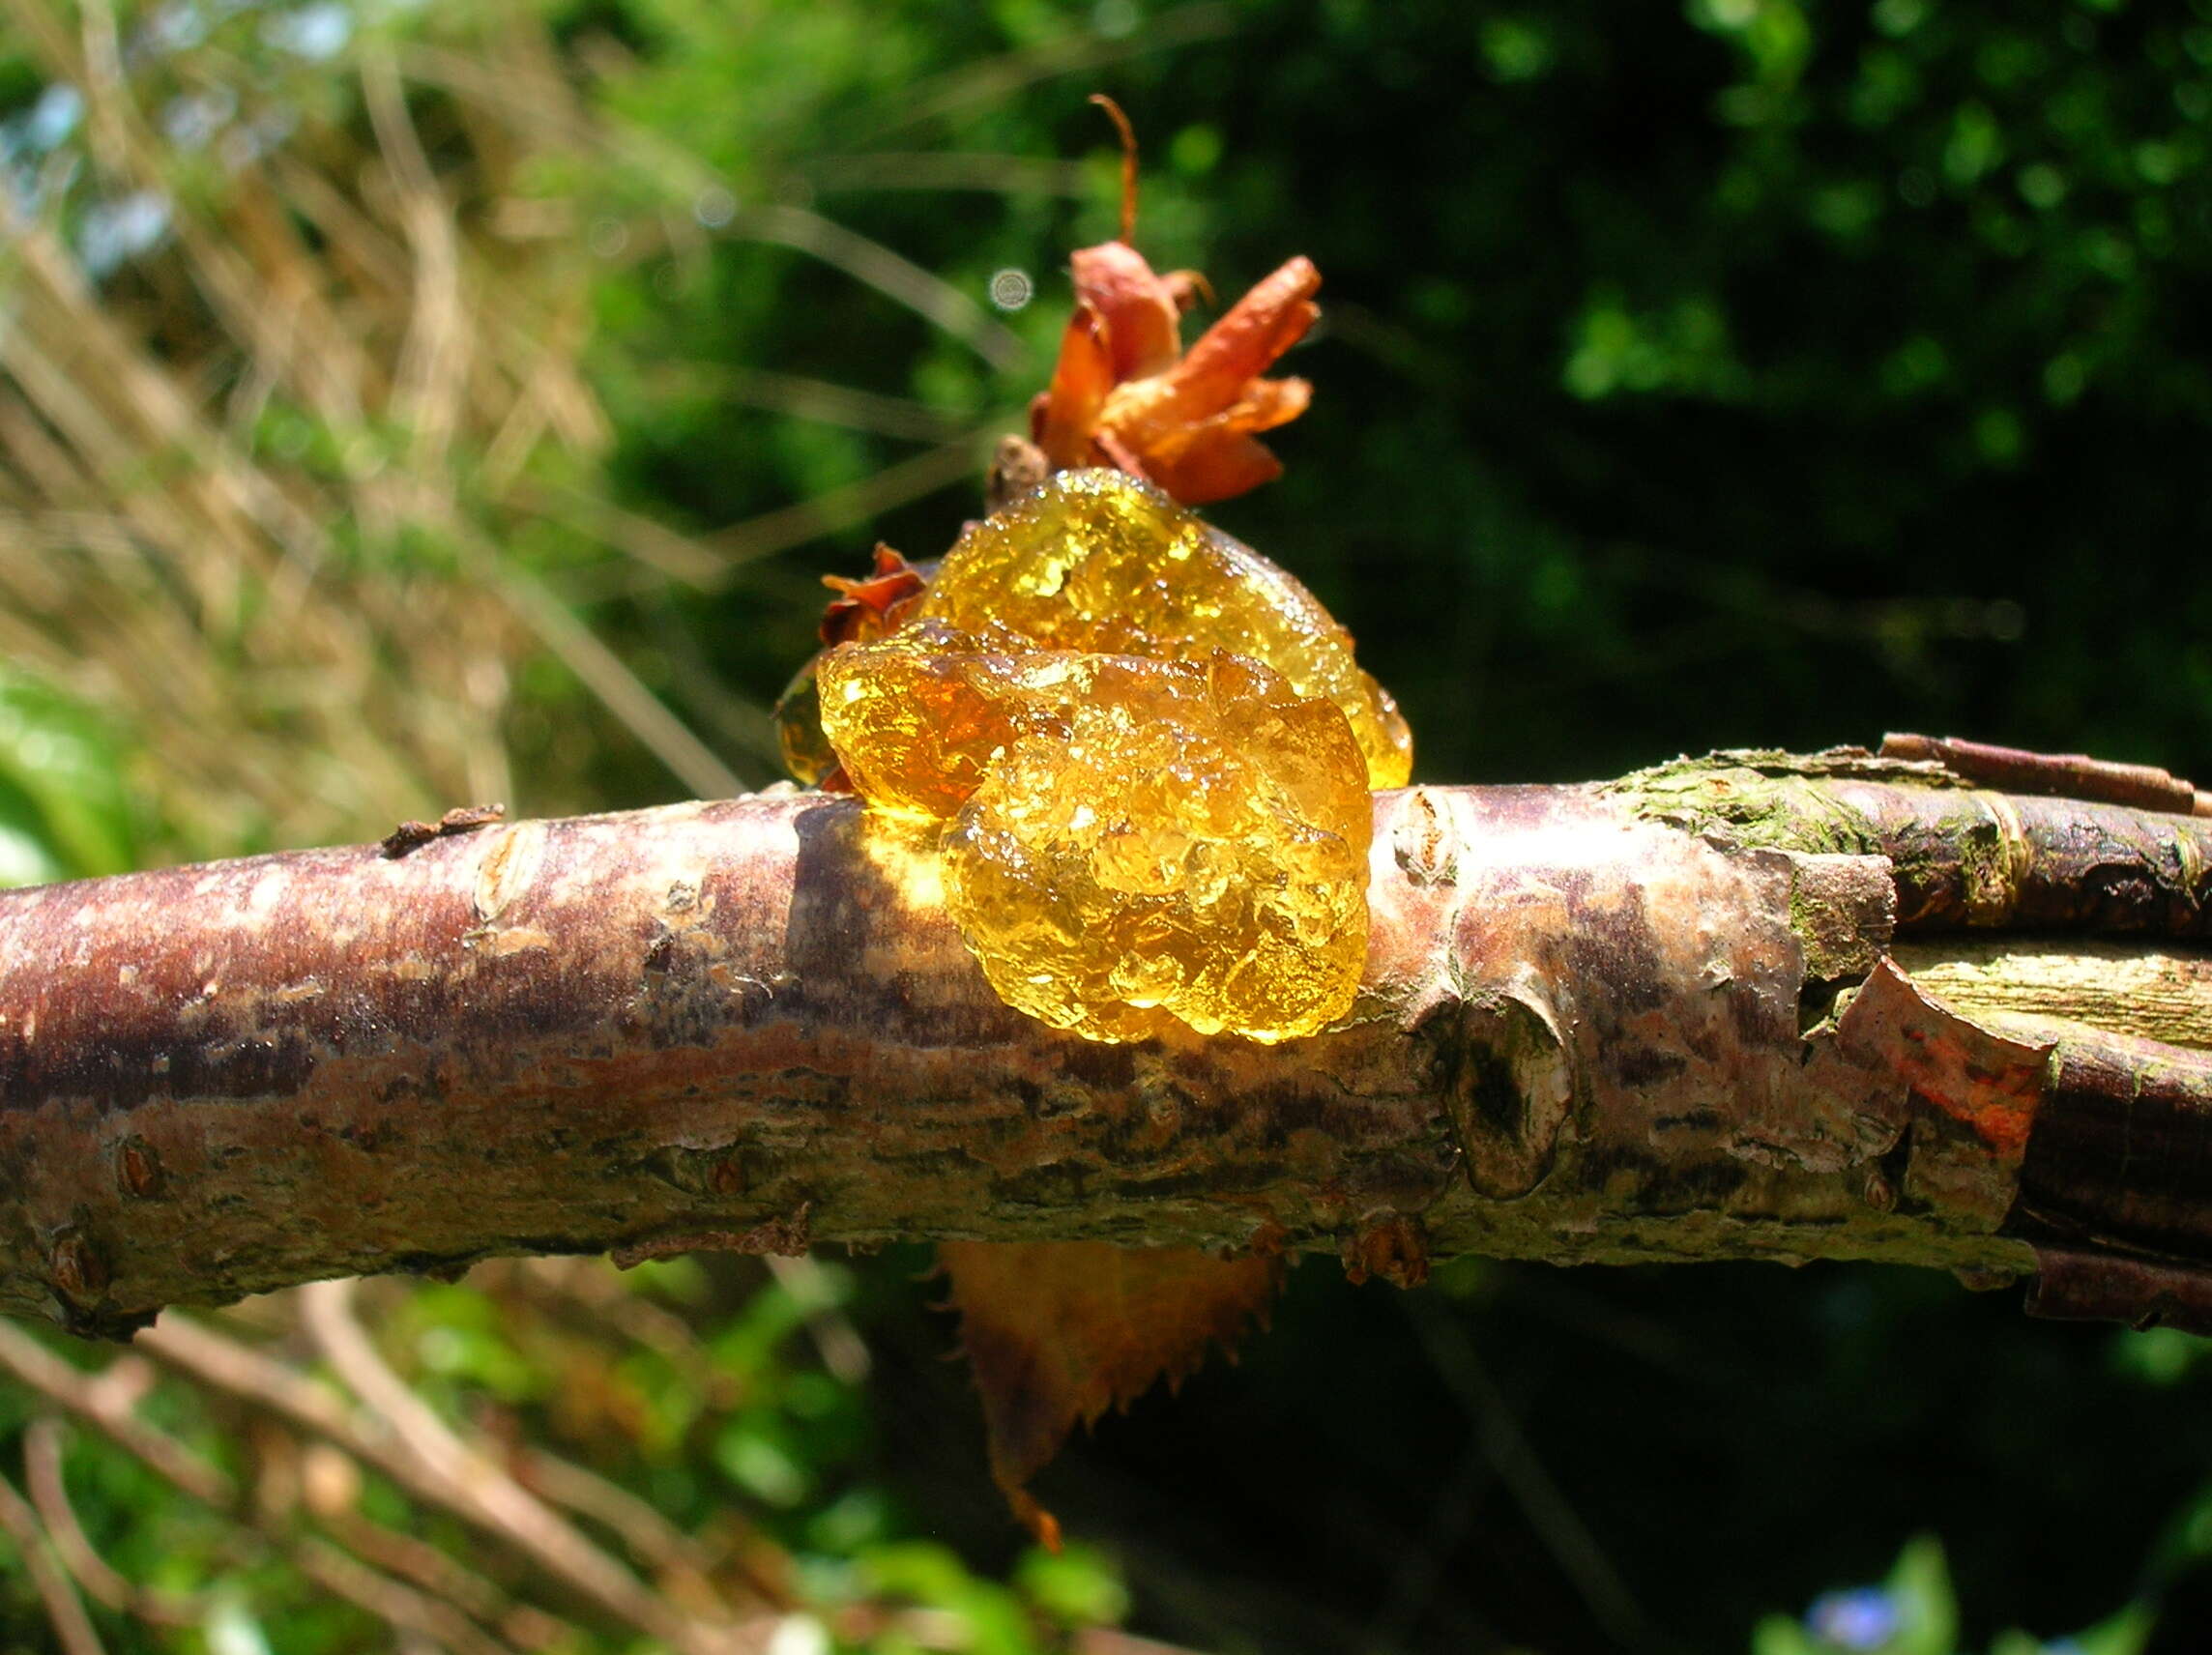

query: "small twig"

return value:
[295, 1536, 519, 1655]
[0, 1321, 577, 1650]
[141, 1309, 672, 1640]
[1880, 732, 2206, 816]
[714, 366, 973, 444]
[1362, 1427, 1493, 1649]
[0, 1322, 233, 1507]
[505, 1256, 722, 1376]
[508, 479, 730, 589]
[0, 1465, 107, 1655]
[510, 1443, 793, 1613]
[362, 46, 472, 475]
[1399, 1292, 1655, 1652]
[704, 436, 989, 564]
[1089, 95, 1141, 243]
[293, 1281, 739, 1650]
[797, 152, 1090, 199]
[23, 1418, 204, 1627]
[717, 204, 1025, 372]
[765, 1256, 874, 1385]
[839, 2, 1238, 145]
[299, 1437, 577, 1654]
[487, 554, 746, 800]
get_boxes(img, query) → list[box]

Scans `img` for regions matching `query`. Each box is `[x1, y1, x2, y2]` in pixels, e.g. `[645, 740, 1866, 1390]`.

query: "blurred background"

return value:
[2, 0, 2210, 1650]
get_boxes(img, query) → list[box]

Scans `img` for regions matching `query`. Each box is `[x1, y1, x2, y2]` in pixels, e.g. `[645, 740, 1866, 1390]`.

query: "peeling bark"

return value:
[6, 749, 2212, 1339]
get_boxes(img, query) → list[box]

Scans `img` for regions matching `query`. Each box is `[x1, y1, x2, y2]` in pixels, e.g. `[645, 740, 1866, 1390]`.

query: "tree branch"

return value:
[7, 748, 2212, 1338]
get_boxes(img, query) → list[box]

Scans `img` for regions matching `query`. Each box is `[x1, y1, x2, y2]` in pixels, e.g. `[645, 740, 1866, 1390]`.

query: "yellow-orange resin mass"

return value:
[915, 469, 1411, 790]
[821, 636, 1373, 1041]
[809, 470, 1409, 1043]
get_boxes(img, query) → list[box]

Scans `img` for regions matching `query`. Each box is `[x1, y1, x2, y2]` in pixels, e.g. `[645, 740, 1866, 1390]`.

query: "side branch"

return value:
[5, 756, 2212, 1335]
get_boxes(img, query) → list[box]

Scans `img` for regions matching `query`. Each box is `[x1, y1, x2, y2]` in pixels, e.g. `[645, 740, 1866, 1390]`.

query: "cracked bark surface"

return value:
[6, 746, 2212, 1340]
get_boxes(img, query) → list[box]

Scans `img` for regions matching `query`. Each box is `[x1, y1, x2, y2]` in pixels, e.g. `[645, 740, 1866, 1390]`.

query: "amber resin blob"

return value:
[806, 469, 1410, 1044]
[916, 469, 1411, 789]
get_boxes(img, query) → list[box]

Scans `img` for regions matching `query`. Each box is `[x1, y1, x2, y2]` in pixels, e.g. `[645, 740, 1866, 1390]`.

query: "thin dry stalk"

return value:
[0, 1465, 108, 1655]
[23, 1418, 206, 1627]
[0, 0, 790, 854]
[139, 1290, 762, 1652]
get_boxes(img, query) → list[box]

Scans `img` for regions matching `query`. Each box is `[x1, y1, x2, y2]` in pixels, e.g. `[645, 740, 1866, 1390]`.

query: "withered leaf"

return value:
[1030, 250, 1320, 506]
[1026, 97, 1321, 506]
[939, 1238, 1284, 1550]
[819, 543, 932, 646]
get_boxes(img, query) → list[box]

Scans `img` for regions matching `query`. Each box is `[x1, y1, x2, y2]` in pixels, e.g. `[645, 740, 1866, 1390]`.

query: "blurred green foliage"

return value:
[0, 668, 136, 884]
[0, 1260, 1138, 1654]
[7, 0, 2212, 1651]
[1750, 1533, 2154, 1655]
[513, 0, 2212, 806]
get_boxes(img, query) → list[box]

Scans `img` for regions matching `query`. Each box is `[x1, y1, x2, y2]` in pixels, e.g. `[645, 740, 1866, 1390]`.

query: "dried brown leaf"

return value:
[939, 1239, 1283, 1549]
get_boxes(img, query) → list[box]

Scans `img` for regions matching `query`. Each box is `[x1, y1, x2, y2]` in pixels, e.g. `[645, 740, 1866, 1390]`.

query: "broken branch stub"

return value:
[4, 753, 2212, 1336]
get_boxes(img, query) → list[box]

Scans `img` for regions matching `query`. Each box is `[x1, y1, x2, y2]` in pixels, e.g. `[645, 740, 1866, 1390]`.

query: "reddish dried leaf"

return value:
[1071, 242, 1181, 381]
[939, 1239, 1284, 1548]
[1141, 375, 1313, 505]
[1145, 429, 1284, 507]
[1128, 254, 1321, 422]
[820, 544, 933, 646]
[1032, 305, 1117, 471]
[1159, 267, 1212, 315]
[1028, 215, 1321, 505]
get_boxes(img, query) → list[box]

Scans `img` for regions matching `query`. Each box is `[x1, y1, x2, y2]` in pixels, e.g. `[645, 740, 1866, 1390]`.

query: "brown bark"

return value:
[6, 748, 2212, 1339]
